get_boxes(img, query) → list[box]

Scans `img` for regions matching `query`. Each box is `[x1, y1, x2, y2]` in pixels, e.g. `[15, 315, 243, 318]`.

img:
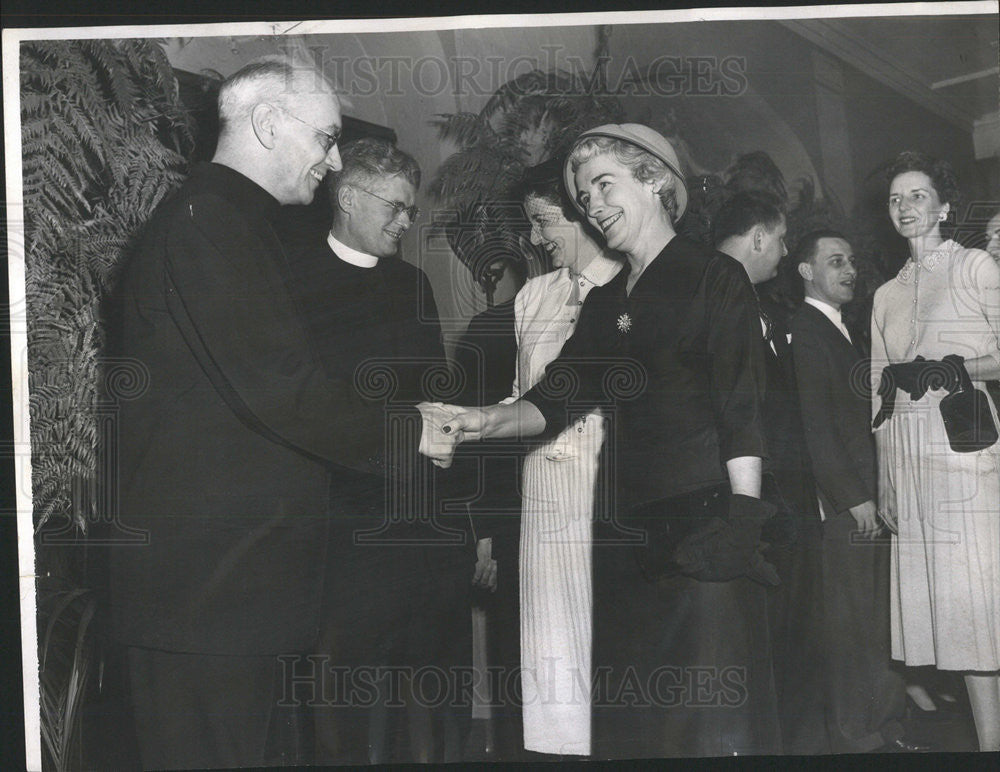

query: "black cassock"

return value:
[282, 234, 472, 764]
[110, 163, 397, 768]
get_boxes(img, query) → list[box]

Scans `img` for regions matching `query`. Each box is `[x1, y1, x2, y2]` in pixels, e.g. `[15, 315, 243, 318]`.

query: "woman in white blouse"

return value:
[871, 151, 1000, 751]
[510, 159, 621, 756]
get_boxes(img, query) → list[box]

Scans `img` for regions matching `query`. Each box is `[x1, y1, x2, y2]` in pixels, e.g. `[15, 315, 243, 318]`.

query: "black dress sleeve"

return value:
[518, 280, 616, 439]
[703, 255, 768, 463]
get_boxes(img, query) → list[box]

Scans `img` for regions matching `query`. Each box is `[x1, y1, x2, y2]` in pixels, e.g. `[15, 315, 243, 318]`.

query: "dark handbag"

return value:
[939, 372, 999, 452]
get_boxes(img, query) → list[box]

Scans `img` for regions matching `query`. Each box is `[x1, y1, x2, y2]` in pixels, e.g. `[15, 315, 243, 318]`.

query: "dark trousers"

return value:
[125, 647, 312, 769]
[476, 534, 524, 760]
[766, 519, 830, 754]
[821, 509, 906, 752]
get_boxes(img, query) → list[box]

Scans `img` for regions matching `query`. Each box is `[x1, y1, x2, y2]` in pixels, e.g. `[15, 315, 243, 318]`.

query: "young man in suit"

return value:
[714, 192, 827, 754]
[792, 230, 927, 753]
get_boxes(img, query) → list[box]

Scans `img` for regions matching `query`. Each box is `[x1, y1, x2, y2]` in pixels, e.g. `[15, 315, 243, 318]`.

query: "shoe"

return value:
[878, 737, 934, 753]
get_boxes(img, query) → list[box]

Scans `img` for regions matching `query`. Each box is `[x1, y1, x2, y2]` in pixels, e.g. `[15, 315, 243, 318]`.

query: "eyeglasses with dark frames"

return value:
[271, 103, 342, 154]
[351, 185, 421, 222]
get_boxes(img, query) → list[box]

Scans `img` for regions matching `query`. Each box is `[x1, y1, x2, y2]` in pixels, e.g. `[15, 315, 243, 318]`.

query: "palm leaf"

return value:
[432, 112, 496, 149]
[431, 43, 624, 225]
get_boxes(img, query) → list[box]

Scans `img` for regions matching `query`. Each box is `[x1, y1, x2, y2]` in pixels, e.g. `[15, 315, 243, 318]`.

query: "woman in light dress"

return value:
[871, 151, 1000, 751]
[510, 159, 621, 756]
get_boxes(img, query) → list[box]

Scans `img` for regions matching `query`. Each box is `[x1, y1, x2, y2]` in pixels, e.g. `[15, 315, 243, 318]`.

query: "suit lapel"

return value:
[802, 303, 857, 359]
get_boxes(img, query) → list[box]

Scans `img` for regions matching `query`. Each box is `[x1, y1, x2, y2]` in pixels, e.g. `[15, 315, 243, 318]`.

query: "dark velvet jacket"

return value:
[523, 234, 767, 510]
[451, 299, 522, 559]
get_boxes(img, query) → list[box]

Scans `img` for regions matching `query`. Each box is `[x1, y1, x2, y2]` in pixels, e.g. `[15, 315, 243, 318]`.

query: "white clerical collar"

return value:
[327, 231, 379, 268]
[804, 296, 850, 341]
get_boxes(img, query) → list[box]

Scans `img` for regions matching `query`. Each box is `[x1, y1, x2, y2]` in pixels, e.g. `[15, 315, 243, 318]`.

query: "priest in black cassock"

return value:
[281, 138, 477, 764]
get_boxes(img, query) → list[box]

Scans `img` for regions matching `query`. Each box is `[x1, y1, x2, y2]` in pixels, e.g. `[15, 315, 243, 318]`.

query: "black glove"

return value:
[886, 356, 931, 400]
[673, 495, 780, 586]
[883, 356, 964, 401]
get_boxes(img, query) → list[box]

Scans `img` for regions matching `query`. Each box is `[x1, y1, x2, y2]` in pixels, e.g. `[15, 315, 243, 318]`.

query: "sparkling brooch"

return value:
[616, 313, 632, 334]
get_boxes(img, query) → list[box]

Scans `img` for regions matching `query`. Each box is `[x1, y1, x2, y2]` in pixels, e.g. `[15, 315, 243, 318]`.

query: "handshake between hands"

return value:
[416, 402, 484, 468]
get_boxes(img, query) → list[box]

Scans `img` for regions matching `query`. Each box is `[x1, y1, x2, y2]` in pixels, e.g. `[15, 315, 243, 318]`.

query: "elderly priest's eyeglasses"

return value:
[351, 186, 421, 221]
[271, 103, 342, 153]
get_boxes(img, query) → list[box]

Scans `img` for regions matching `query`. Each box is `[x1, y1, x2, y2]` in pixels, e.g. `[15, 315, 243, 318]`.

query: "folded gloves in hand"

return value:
[672, 494, 780, 587]
[874, 354, 967, 428]
[880, 355, 964, 400]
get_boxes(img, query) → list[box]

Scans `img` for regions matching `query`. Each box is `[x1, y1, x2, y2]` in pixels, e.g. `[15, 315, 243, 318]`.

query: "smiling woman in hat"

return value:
[561, 123, 687, 290]
[419, 123, 780, 758]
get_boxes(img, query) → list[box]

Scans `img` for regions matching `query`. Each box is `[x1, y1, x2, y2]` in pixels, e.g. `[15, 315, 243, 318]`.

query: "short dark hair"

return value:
[517, 156, 581, 224]
[711, 190, 786, 246]
[327, 137, 420, 206]
[480, 255, 528, 287]
[885, 151, 961, 208]
[794, 228, 851, 266]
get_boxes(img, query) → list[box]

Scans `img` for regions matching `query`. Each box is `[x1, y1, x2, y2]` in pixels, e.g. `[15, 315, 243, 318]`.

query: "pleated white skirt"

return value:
[520, 413, 604, 755]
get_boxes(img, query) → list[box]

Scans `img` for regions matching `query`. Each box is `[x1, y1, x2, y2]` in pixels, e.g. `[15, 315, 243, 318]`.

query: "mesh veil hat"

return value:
[563, 123, 688, 220]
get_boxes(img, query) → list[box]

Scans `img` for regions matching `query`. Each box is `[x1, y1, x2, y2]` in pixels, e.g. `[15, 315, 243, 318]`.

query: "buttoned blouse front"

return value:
[512, 256, 624, 398]
[872, 240, 1000, 383]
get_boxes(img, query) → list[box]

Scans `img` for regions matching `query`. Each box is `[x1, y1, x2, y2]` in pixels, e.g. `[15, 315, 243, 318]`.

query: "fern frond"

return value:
[22, 38, 191, 536]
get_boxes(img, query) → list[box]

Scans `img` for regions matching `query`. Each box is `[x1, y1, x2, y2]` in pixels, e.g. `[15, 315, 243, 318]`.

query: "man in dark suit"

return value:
[791, 230, 923, 753]
[282, 138, 477, 764]
[109, 60, 425, 768]
[714, 191, 828, 754]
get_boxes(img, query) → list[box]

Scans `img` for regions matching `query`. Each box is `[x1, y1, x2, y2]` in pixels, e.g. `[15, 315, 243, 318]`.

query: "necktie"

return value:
[759, 305, 774, 344]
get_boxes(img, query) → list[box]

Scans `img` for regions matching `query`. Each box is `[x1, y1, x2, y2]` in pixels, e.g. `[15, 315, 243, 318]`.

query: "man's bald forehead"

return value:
[218, 58, 337, 124]
[280, 65, 337, 102]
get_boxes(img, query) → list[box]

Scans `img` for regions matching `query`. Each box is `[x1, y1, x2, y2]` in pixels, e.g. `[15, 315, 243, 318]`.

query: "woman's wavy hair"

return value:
[517, 155, 582, 224]
[885, 151, 961, 211]
[568, 136, 679, 223]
